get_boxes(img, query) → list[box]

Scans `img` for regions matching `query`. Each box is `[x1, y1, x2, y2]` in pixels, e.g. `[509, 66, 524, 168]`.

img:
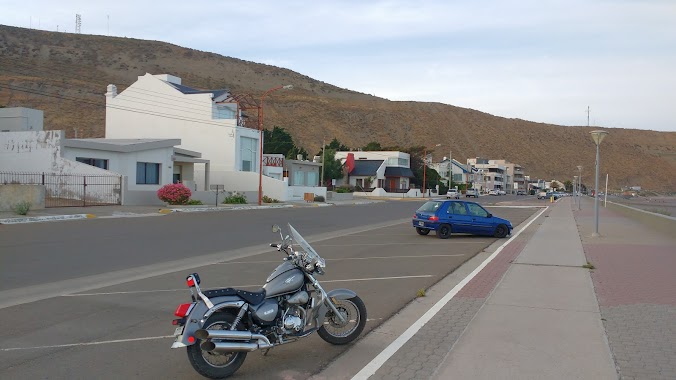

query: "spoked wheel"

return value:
[494, 224, 509, 238]
[186, 312, 247, 379]
[318, 296, 367, 345]
[416, 227, 430, 235]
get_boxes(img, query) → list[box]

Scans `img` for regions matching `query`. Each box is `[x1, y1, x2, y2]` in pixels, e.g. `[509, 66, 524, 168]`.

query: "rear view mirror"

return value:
[487, 213, 493, 218]
[272, 225, 280, 233]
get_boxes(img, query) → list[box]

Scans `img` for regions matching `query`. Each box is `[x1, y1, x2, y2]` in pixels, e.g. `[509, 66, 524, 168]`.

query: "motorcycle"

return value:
[170, 223, 368, 379]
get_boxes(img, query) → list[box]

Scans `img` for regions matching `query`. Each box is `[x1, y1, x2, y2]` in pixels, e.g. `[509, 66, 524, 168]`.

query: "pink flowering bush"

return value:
[157, 183, 192, 205]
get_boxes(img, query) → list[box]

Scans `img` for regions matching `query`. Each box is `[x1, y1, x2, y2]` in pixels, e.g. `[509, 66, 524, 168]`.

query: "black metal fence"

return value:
[0, 172, 122, 207]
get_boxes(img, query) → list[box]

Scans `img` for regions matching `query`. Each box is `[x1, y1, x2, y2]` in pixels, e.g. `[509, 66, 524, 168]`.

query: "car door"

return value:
[444, 201, 471, 233]
[465, 202, 494, 235]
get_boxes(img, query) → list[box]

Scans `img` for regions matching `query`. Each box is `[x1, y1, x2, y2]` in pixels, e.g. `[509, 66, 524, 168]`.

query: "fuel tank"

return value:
[264, 262, 304, 297]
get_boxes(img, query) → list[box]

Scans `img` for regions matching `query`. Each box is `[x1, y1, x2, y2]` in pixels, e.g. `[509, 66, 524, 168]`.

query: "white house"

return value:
[431, 158, 476, 188]
[105, 73, 260, 191]
[333, 151, 422, 197]
[0, 107, 44, 132]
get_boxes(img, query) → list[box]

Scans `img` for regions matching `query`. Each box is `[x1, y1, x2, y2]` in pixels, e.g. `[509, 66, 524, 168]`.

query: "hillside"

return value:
[1, 25, 674, 192]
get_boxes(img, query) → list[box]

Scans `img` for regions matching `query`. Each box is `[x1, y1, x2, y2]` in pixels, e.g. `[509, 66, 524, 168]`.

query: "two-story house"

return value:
[334, 151, 416, 194]
[105, 73, 259, 191]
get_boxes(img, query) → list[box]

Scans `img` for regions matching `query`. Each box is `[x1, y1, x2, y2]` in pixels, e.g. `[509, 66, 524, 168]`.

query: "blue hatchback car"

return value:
[412, 200, 512, 239]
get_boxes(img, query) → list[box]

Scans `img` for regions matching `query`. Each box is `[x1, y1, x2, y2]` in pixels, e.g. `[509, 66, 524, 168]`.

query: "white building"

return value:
[105, 73, 259, 191]
[0, 107, 44, 132]
[431, 158, 476, 188]
[467, 158, 506, 193]
[334, 151, 415, 192]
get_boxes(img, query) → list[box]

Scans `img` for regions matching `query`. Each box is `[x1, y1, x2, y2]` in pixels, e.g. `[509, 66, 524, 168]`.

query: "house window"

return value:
[293, 170, 304, 186]
[306, 172, 318, 186]
[136, 162, 160, 184]
[215, 105, 236, 119]
[356, 179, 363, 188]
[240, 137, 258, 172]
[377, 179, 384, 188]
[76, 157, 109, 170]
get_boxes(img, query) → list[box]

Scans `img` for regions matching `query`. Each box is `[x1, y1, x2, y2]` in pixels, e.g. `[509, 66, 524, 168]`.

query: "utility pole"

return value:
[321, 139, 325, 187]
[448, 149, 453, 190]
[587, 106, 591, 127]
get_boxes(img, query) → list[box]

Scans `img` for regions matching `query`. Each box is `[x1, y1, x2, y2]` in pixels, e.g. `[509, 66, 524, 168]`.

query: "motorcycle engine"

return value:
[282, 306, 305, 332]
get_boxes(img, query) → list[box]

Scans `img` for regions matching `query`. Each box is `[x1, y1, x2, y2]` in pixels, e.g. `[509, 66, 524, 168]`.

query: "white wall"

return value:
[220, 171, 290, 202]
[62, 145, 174, 191]
[0, 131, 121, 203]
[0, 107, 44, 132]
[106, 73, 259, 190]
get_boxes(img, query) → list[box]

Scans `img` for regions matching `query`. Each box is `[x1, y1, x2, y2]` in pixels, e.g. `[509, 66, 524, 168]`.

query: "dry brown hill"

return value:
[1, 25, 674, 192]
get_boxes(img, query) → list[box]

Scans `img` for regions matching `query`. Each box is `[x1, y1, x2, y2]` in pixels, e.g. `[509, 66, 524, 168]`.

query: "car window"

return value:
[467, 203, 489, 217]
[417, 201, 442, 213]
[450, 202, 468, 215]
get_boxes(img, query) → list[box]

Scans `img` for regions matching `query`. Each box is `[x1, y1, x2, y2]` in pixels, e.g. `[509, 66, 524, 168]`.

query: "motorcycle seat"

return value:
[203, 288, 266, 305]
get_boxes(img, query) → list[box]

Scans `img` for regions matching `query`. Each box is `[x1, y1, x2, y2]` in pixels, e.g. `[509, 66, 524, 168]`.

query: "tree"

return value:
[321, 148, 344, 185]
[564, 180, 573, 192]
[263, 126, 308, 159]
[327, 138, 349, 152]
[362, 141, 382, 151]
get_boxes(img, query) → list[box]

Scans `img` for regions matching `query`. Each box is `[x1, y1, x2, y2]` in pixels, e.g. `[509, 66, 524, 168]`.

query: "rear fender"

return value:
[314, 288, 357, 327]
[171, 295, 244, 348]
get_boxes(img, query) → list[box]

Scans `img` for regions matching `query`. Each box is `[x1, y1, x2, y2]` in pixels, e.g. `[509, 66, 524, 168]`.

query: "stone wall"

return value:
[0, 184, 45, 211]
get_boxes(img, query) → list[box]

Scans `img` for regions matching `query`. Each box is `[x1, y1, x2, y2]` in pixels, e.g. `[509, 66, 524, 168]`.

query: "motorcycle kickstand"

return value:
[262, 348, 271, 356]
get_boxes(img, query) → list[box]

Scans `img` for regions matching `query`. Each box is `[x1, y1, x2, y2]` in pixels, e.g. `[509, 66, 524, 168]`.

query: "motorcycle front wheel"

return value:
[318, 295, 367, 345]
[186, 312, 247, 379]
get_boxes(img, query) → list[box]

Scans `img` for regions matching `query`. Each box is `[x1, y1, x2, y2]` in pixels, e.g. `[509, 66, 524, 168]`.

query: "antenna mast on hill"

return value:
[75, 14, 81, 34]
[587, 106, 590, 127]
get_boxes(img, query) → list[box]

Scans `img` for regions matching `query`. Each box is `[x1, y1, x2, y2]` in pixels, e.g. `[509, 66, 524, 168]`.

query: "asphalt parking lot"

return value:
[0, 206, 537, 379]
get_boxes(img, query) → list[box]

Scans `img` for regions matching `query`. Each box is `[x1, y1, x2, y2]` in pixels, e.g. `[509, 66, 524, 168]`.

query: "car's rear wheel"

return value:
[416, 227, 430, 235]
[494, 224, 508, 238]
[436, 224, 451, 239]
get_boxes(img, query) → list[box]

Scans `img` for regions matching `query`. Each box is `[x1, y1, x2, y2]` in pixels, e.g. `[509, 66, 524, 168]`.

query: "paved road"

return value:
[0, 199, 537, 379]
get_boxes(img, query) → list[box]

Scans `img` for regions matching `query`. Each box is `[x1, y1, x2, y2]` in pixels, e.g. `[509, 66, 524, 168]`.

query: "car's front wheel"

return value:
[436, 224, 452, 239]
[494, 224, 509, 238]
[416, 227, 430, 235]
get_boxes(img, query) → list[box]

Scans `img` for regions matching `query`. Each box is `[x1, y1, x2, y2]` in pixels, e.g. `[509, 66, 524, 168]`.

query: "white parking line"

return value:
[1, 318, 385, 352]
[351, 206, 548, 380]
[62, 275, 434, 297]
[218, 254, 466, 265]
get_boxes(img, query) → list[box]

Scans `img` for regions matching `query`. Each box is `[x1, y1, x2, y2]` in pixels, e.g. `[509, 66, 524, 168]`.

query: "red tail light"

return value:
[429, 216, 439, 221]
[413, 214, 417, 219]
[186, 277, 195, 287]
[174, 303, 194, 317]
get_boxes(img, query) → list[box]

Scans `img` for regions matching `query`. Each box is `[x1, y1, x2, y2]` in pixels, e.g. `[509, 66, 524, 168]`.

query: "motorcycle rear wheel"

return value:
[186, 312, 247, 379]
[318, 296, 367, 345]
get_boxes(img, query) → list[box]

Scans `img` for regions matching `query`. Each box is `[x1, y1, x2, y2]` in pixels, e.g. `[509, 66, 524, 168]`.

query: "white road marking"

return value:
[217, 254, 466, 265]
[351, 206, 549, 380]
[0, 335, 174, 352]
[63, 275, 434, 297]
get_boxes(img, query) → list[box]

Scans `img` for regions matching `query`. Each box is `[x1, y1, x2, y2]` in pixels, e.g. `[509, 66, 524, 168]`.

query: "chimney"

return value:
[105, 84, 117, 99]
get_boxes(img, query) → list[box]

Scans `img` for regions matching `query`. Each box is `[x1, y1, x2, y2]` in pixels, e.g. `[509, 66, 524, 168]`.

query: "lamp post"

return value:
[257, 85, 293, 205]
[422, 143, 441, 197]
[573, 175, 578, 208]
[590, 130, 609, 237]
[576, 165, 583, 210]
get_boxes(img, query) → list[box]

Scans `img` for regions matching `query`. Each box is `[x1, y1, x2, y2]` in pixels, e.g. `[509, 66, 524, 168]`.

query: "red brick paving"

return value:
[457, 239, 527, 299]
[584, 244, 676, 306]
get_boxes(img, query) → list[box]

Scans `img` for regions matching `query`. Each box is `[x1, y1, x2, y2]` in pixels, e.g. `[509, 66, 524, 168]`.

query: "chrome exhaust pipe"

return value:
[195, 329, 254, 341]
[201, 341, 259, 352]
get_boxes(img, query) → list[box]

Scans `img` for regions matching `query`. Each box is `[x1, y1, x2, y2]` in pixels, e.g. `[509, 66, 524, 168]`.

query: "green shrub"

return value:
[335, 185, 354, 193]
[314, 195, 325, 202]
[223, 193, 247, 204]
[13, 201, 31, 215]
[262, 195, 280, 203]
[187, 199, 203, 205]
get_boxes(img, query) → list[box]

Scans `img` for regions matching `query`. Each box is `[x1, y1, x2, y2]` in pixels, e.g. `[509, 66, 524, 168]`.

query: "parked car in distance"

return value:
[446, 189, 460, 199]
[517, 190, 527, 195]
[537, 191, 548, 199]
[412, 200, 513, 239]
[489, 189, 498, 196]
[498, 190, 506, 195]
[465, 188, 479, 198]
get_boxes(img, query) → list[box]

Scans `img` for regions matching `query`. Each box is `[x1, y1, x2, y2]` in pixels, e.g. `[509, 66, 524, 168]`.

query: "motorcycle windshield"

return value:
[288, 223, 326, 268]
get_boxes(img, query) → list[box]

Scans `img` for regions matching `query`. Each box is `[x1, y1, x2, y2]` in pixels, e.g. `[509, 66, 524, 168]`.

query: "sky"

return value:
[1, 0, 675, 131]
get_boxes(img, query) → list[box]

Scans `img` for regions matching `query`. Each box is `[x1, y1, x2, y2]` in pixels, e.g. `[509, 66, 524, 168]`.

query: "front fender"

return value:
[314, 288, 358, 326]
[171, 295, 243, 348]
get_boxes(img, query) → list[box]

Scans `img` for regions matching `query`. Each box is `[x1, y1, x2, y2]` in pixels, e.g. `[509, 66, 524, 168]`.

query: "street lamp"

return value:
[258, 85, 293, 205]
[576, 165, 583, 210]
[422, 143, 441, 197]
[590, 130, 609, 237]
[573, 175, 578, 208]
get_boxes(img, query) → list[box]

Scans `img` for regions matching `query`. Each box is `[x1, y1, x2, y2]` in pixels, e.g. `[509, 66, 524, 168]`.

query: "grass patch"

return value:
[223, 193, 247, 204]
[416, 288, 426, 298]
[582, 262, 596, 270]
[13, 201, 31, 215]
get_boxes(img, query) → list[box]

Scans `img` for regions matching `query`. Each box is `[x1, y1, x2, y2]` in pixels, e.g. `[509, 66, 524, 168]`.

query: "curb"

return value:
[0, 214, 96, 225]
